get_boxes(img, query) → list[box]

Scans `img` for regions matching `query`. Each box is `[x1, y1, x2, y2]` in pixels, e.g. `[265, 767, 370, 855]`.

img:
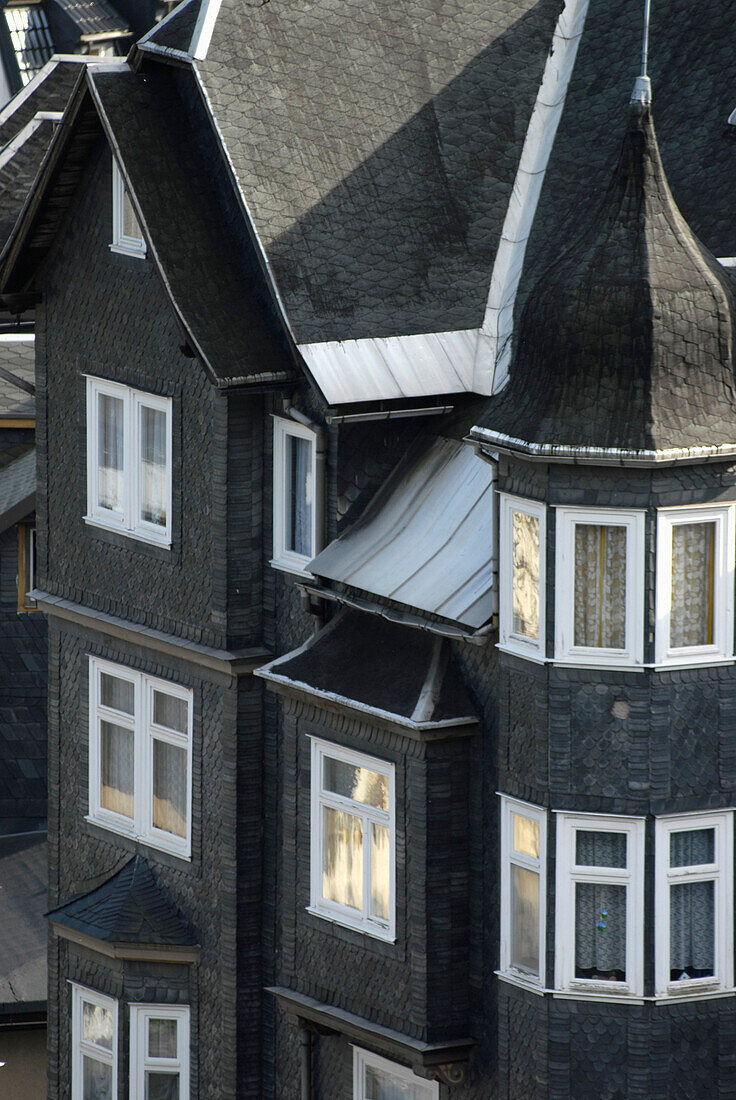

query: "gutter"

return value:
[468, 429, 736, 468]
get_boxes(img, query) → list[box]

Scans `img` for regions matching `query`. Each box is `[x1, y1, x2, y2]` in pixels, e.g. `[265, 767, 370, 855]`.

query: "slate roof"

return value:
[0, 337, 34, 417]
[0, 833, 46, 1010]
[193, 0, 561, 344]
[258, 609, 478, 729]
[310, 436, 494, 630]
[0, 446, 34, 528]
[139, 0, 201, 58]
[48, 854, 198, 947]
[472, 105, 736, 462]
[51, 0, 130, 38]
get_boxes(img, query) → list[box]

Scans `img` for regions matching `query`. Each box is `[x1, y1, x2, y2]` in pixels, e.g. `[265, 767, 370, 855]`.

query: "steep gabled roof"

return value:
[50, 0, 130, 39]
[0, 336, 34, 417]
[138, 0, 202, 61]
[0, 446, 34, 529]
[0, 833, 46, 1012]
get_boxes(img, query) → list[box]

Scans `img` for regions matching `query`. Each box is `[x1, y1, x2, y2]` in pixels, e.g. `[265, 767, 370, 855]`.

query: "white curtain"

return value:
[574, 831, 627, 980]
[511, 864, 540, 975]
[574, 524, 626, 649]
[145, 1071, 180, 1100]
[670, 829, 715, 978]
[100, 672, 134, 714]
[322, 806, 363, 910]
[148, 1018, 177, 1059]
[140, 405, 167, 527]
[153, 691, 188, 734]
[152, 739, 187, 837]
[100, 720, 134, 819]
[370, 822, 390, 921]
[364, 1066, 433, 1100]
[512, 510, 539, 639]
[83, 1057, 113, 1100]
[670, 522, 714, 647]
[287, 435, 312, 556]
[98, 394, 124, 512]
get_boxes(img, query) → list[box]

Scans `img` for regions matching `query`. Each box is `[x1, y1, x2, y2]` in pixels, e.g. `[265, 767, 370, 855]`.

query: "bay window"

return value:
[130, 1005, 190, 1100]
[655, 506, 735, 665]
[555, 508, 644, 666]
[272, 416, 322, 572]
[309, 738, 395, 940]
[72, 985, 117, 1100]
[500, 796, 546, 986]
[353, 1048, 438, 1100]
[555, 813, 644, 996]
[499, 495, 546, 658]
[88, 657, 192, 858]
[655, 812, 733, 996]
[86, 377, 172, 545]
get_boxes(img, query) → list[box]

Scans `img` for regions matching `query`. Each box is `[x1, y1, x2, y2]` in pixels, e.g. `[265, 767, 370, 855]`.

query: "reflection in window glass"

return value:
[513, 812, 539, 858]
[139, 405, 167, 528]
[511, 864, 540, 975]
[322, 806, 363, 911]
[286, 434, 312, 557]
[323, 757, 388, 809]
[97, 393, 124, 513]
[512, 510, 540, 640]
[670, 522, 715, 648]
[574, 524, 627, 649]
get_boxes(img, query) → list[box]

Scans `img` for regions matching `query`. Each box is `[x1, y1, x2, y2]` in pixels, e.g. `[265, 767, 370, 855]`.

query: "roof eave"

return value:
[469, 428, 736, 468]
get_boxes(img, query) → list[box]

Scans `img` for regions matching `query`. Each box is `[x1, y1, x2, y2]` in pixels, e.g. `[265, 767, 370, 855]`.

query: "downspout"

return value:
[299, 1022, 313, 1100]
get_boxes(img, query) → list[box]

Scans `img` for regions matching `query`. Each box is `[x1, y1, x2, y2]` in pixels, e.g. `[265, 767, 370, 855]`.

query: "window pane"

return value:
[97, 393, 124, 513]
[82, 1001, 114, 1049]
[575, 830, 626, 868]
[5, 7, 54, 84]
[670, 522, 715, 648]
[83, 1055, 113, 1100]
[670, 881, 715, 980]
[139, 405, 167, 528]
[152, 740, 188, 837]
[364, 1065, 434, 1100]
[573, 524, 626, 649]
[512, 813, 539, 858]
[670, 828, 715, 868]
[153, 691, 188, 733]
[370, 822, 390, 921]
[575, 882, 626, 981]
[100, 722, 134, 819]
[322, 806, 362, 910]
[100, 673, 134, 715]
[123, 187, 142, 242]
[510, 864, 539, 976]
[512, 510, 540, 639]
[146, 1072, 179, 1100]
[148, 1017, 178, 1058]
[286, 434, 312, 556]
[323, 757, 388, 810]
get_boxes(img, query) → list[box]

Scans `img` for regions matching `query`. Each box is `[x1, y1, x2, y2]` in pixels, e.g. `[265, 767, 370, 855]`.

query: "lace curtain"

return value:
[670, 829, 715, 978]
[364, 1065, 434, 1100]
[670, 522, 714, 647]
[575, 831, 627, 980]
[574, 524, 627, 649]
[140, 405, 167, 527]
[287, 435, 312, 556]
[97, 394, 124, 512]
[512, 510, 540, 639]
[100, 720, 134, 819]
[145, 1072, 179, 1100]
[152, 739, 187, 837]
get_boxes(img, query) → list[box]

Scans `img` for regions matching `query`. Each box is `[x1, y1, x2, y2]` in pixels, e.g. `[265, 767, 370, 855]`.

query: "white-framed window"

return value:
[500, 796, 546, 987]
[655, 811, 733, 997]
[555, 507, 645, 667]
[499, 495, 546, 659]
[272, 416, 322, 573]
[353, 1047, 438, 1100]
[111, 158, 146, 256]
[130, 1005, 190, 1100]
[71, 984, 117, 1100]
[88, 657, 192, 859]
[309, 738, 395, 941]
[555, 813, 645, 997]
[655, 506, 735, 666]
[86, 376, 172, 546]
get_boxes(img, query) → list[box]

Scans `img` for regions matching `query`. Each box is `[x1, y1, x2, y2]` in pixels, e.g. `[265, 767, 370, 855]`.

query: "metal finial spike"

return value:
[631, 0, 652, 106]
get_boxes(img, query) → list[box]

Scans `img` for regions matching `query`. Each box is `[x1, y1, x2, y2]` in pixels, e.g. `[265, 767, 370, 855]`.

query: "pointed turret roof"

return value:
[471, 103, 736, 465]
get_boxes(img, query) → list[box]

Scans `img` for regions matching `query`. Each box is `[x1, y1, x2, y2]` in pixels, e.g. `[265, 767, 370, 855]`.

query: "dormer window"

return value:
[555, 508, 644, 667]
[655, 506, 735, 665]
[499, 495, 546, 659]
[111, 158, 146, 257]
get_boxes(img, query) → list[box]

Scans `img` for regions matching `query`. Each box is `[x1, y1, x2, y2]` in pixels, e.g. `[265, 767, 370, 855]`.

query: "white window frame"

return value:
[71, 984, 118, 1100]
[272, 415, 322, 575]
[499, 796, 547, 988]
[130, 1004, 190, 1100]
[309, 737, 395, 941]
[111, 157, 146, 257]
[555, 507, 645, 667]
[88, 656, 193, 859]
[654, 810, 733, 998]
[85, 376, 172, 546]
[353, 1047, 439, 1100]
[499, 494, 546, 660]
[555, 813, 645, 998]
[655, 505, 735, 666]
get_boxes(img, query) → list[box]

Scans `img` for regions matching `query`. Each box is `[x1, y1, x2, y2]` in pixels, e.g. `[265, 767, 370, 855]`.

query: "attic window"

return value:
[4, 5, 54, 85]
[111, 158, 146, 257]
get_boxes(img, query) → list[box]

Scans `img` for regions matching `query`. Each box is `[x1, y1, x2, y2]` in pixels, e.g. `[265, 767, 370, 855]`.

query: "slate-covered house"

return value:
[2, 0, 736, 1097]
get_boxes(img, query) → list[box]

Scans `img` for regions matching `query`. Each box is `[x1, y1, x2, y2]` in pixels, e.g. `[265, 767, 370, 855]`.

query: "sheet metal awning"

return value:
[309, 438, 494, 630]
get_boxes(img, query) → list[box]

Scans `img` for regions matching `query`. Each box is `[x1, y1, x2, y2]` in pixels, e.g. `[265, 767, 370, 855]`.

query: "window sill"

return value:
[84, 516, 171, 550]
[84, 816, 191, 862]
[269, 558, 315, 580]
[109, 243, 146, 259]
[305, 905, 395, 944]
[497, 642, 546, 665]
[495, 971, 545, 996]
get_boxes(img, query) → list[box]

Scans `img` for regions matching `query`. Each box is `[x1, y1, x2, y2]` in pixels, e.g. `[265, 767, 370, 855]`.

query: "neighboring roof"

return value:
[47, 854, 198, 948]
[139, 0, 202, 60]
[258, 609, 478, 730]
[50, 0, 130, 38]
[0, 833, 47, 1011]
[0, 445, 34, 529]
[0, 336, 34, 416]
[473, 105, 736, 464]
[310, 436, 494, 630]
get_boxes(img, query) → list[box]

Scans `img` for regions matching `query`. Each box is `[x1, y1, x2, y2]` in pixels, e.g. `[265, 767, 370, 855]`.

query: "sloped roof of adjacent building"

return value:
[0, 833, 46, 1011]
[0, 336, 34, 417]
[310, 435, 494, 630]
[48, 854, 199, 948]
[138, 0, 202, 59]
[258, 609, 478, 730]
[0, 446, 34, 529]
[51, 0, 130, 38]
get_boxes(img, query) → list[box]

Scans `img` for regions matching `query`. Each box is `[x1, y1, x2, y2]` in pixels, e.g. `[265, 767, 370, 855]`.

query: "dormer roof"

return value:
[471, 105, 736, 466]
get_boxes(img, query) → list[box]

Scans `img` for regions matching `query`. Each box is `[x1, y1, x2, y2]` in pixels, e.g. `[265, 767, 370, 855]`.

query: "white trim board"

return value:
[191, 0, 223, 60]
